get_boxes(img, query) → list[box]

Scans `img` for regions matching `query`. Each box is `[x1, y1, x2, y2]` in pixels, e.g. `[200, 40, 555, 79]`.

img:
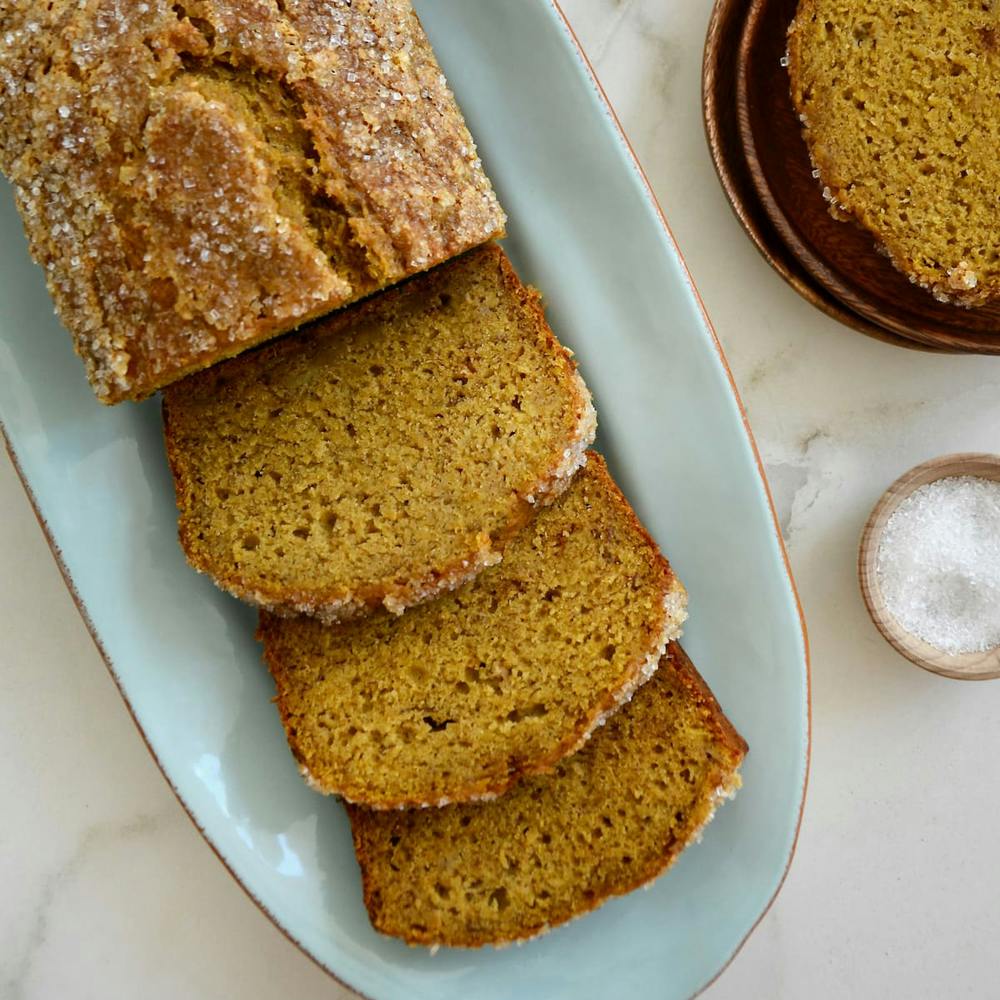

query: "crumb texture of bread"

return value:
[162, 245, 596, 620]
[0, 0, 505, 402]
[346, 643, 746, 947]
[788, 1, 1000, 305]
[258, 455, 687, 809]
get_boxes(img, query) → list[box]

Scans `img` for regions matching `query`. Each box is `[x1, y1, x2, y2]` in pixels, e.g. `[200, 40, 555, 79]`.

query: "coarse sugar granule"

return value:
[876, 476, 1000, 655]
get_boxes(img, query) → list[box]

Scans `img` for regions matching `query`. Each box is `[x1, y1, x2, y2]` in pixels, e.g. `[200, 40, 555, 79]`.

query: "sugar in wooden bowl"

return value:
[859, 455, 1000, 680]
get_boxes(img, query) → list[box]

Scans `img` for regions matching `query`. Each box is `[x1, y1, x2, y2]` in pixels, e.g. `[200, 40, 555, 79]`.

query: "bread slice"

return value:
[787, 1, 1000, 305]
[0, 0, 504, 402]
[347, 643, 746, 947]
[258, 454, 687, 809]
[162, 244, 595, 622]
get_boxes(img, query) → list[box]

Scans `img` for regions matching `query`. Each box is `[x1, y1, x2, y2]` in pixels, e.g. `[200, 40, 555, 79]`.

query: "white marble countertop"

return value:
[5, 1, 1000, 997]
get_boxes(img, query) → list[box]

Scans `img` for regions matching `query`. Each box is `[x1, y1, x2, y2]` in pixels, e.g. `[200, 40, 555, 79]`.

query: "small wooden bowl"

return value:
[700, 0, 945, 353]
[705, 0, 1000, 354]
[859, 454, 1000, 680]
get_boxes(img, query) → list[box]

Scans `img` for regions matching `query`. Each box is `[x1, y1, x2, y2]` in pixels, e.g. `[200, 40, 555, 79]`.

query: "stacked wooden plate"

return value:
[702, 0, 1000, 354]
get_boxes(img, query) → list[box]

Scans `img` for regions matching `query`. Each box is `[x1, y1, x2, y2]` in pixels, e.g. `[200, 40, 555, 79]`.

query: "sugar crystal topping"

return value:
[0, 0, 505, 402]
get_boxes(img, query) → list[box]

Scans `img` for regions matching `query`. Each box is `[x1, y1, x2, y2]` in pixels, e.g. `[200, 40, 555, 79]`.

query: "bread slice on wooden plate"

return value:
[162, 244, 595, 622]
[347, 643, 747, 948]
[787, 0, 1000, 305]
[258, 454, 687, 809]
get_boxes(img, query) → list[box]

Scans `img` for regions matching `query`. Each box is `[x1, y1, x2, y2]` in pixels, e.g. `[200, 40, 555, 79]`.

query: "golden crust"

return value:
[0, 0, 505, 402]
[346, 643, 747, 947]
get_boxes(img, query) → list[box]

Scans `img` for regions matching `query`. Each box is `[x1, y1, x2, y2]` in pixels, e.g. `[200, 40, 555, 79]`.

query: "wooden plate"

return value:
[736, 0, 1000, 354]
[859, 454, 1000, 681]
[702, 0, 953, 353]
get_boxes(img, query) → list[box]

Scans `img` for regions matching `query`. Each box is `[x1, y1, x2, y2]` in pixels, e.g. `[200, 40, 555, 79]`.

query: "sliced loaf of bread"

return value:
[347, 643, 747, 947]
[258, 454, 686, 809]
[163, 244, 595, 622]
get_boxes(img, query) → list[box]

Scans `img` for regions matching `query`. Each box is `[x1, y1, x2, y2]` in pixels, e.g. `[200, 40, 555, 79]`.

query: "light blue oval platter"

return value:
[0, 2, 809, 997]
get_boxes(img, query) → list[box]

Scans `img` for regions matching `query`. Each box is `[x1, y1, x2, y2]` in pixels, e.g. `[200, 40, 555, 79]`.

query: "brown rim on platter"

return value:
[702, 0, 953, 353]
[737, 0, 1000, 354]
[859, 453, 1000, 681]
